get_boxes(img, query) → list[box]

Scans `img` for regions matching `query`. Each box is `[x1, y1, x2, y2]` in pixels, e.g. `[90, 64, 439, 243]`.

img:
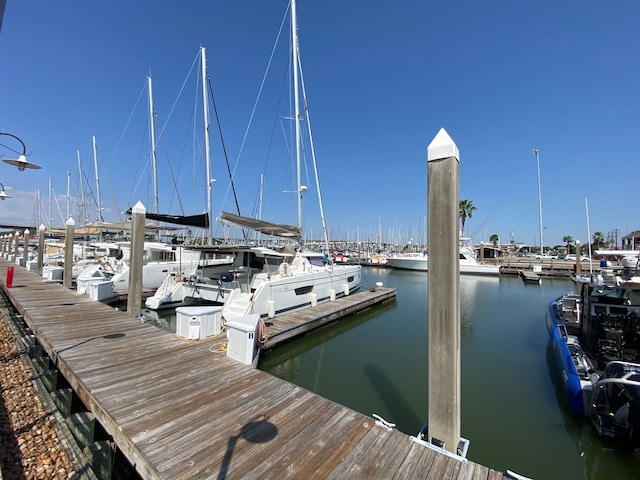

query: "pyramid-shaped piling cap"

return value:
[132, 201, 147, 215]
[427, 128, 459, 162]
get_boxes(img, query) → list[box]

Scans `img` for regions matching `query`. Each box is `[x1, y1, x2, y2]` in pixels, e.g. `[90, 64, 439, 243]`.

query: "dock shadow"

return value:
[217, 414, 278, 480]
[363, 364, 423, 434]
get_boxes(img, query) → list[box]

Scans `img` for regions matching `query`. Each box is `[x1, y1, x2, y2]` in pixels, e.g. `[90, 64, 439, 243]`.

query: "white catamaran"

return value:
[145, 0, 362, 322]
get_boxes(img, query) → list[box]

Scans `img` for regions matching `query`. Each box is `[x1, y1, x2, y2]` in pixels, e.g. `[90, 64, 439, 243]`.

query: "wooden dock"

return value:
[518, 269, 541, 284]
[0, 258, 510, 479]
[261, 287, 397, 349]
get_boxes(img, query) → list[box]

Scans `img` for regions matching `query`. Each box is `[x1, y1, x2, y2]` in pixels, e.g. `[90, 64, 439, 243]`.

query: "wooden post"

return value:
[20, 229, 30, 267]
[127, 201, 145, 318]
[37, 224, 45, 276]
[427, 128, 460, 454]
[63, 218, 75, 288]
[13, 231, 19, 260]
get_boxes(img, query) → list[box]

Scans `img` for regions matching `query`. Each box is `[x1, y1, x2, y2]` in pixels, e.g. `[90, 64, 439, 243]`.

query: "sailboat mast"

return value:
[201, 45, 214, 244]
[147, 75, 159, 214]
[48, 178, 52, 228]
[92, 136, 102, 222]
[291, 0, 303, 234]
[77, 150, 87, 227]
[92, 135, 103, 242]
[66, 170, 71, 220]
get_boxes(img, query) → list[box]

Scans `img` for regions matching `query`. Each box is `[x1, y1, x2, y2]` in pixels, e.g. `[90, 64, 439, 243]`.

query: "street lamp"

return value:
[532, 148, 543, 255]
[1, 132, 41, 171]
[0, 182, 11, 200]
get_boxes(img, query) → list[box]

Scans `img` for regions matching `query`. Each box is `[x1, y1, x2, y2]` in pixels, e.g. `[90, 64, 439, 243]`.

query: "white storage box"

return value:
[43, 265, 64, 281]
[176, 306, 223, 340]
[226, 314, 260, 365]
[88, 281, 114, 301]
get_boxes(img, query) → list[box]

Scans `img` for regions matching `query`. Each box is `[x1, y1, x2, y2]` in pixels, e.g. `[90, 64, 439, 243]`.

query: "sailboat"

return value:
[145, 0, 362, 320]
[75, 72, 231, 301]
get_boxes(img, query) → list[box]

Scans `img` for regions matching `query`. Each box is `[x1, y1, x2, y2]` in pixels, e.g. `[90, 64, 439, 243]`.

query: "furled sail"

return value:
[125, 209, 209, 228]
[221, 211, 301, 240]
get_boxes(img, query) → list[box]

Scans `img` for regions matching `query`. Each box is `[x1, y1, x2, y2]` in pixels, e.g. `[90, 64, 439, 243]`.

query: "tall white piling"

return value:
[427, 128, 461, 455]
[127, 201, 145, 318]
[13, 231, 19, 260]
[37, 224, 45, 276]
[64, 218, 75, 288]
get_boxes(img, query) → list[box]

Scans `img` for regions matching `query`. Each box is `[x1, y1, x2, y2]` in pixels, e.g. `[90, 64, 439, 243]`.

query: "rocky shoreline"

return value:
[0, 313, 76, 479]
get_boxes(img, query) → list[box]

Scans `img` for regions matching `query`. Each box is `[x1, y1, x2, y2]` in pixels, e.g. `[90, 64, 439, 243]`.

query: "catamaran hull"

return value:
[231, 266, 362, 320]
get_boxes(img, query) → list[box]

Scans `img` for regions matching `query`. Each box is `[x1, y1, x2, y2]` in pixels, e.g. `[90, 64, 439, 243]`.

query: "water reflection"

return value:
[258, 267, 639, 480]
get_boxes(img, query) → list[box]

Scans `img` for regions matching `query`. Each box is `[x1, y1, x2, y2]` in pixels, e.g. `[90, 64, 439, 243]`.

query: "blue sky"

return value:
[1, 1, 638, 249]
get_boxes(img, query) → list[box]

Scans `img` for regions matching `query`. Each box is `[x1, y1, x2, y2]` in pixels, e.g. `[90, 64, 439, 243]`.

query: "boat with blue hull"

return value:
[546, 262, 640, 443]
[546, 293, 597, 416]
[546, 258, 640, 442]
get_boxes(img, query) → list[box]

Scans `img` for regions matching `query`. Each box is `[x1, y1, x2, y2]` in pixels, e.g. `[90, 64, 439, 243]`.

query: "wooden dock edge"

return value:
[261, 287, 397, 349]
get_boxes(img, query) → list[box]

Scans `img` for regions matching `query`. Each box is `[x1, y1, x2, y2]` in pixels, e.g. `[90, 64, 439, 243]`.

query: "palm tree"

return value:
[593, 231, 606, 250]
[459, 199, 476, 237]
[490, 234, 499, 247]
[562, 235, 573, 254]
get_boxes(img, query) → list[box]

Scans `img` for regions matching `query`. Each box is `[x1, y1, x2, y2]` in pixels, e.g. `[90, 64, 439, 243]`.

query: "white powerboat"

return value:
[388, 238, 500, 276]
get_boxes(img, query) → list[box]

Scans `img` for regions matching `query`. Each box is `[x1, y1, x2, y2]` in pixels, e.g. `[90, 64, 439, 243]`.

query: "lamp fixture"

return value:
[0, 182, 11, 200]
[1, 132, 41, 171]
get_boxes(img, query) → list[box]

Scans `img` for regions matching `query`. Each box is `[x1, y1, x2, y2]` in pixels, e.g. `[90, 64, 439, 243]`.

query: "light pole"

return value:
[533, 148, 543, 255]
[0, 132, 41, 171]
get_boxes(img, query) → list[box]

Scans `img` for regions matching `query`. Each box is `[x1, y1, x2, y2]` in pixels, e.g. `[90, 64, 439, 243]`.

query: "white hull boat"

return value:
[388, 238, 500, 276]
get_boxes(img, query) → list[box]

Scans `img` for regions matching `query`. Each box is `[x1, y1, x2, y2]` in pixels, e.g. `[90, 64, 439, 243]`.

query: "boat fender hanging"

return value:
[279, 262, 289, 276]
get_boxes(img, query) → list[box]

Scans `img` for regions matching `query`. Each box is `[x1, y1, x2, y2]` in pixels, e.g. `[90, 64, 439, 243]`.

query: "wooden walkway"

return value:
[0, 259, 509, 479]
[261, 287, 397, 349]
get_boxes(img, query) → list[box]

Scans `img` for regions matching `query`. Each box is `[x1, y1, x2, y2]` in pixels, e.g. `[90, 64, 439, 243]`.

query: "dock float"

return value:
[261, 287, 397, 349]
[518, 269, 541, 284]
[0, 258, 511, 479]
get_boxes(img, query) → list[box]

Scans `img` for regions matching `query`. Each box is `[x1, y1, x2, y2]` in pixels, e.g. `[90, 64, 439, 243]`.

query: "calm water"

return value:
[139, 267, 640, 479]
[254, 267, 640, 480]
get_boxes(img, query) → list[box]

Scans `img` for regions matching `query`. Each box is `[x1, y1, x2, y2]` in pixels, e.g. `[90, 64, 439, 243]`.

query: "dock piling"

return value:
[426, 127, 462, 456]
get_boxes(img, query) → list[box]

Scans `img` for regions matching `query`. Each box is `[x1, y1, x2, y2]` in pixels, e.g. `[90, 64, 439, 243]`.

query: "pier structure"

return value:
[0, 258, 511, 479]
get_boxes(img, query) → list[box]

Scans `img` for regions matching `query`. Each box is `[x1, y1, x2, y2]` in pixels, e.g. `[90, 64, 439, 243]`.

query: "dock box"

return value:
[43, 265, 63, 281]
[176, 306, 223, 340]
[226, 314, 260, 365]
[88, 281, 114, 301]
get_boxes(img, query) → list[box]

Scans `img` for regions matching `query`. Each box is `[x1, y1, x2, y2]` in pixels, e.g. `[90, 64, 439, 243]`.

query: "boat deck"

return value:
[0, 259, 509, 479]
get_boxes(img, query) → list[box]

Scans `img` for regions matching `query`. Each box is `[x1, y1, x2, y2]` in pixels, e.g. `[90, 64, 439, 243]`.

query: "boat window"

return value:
[265, 258, 280, 269]
[248, 253, 264, 269]
[295, 285, 313, 295]
[308, 257, 325, 267]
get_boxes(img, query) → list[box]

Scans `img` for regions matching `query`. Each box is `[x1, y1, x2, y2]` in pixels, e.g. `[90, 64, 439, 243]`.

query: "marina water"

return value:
[143, 267, 640, 479]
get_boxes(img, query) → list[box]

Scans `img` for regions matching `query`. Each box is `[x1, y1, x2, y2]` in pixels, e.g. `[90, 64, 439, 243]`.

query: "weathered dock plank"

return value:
[0, 259, 509, 479]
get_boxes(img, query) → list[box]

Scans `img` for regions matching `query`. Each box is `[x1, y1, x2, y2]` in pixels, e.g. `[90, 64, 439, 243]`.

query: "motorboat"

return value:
[387, 238, 500, 276]
[546, 266, 640, 442]
[386, 251, 428, 271]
